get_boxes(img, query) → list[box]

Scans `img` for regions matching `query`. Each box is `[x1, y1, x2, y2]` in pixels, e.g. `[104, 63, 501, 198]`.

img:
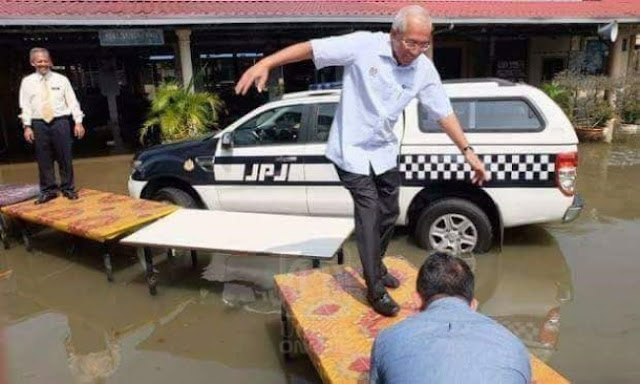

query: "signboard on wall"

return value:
[99, 29, 164, 46]
[496, 59, 527, 82]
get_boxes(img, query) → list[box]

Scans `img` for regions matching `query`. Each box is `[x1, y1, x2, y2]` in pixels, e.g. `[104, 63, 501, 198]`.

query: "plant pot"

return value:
[619, 123, 640, 134]
[574, 126, 605, 142]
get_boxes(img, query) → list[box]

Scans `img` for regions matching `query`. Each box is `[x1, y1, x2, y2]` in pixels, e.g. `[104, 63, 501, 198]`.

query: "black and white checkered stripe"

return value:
[400, 154, 557, 187]
[210, 153, 557, 187]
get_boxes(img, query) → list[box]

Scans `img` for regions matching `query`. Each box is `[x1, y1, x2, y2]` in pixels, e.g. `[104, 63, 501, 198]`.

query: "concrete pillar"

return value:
[608, 33, 626, 81]
[176, 29, 194, 88]
[607, 28, 633, 110]
[98, 57, 124, 151]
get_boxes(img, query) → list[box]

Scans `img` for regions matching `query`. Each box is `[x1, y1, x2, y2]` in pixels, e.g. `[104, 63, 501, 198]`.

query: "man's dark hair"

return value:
[416, 252, 475, 306]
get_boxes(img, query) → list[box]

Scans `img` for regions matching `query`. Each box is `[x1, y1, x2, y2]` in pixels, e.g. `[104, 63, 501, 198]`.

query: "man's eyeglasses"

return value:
[401, 39, 431, 52]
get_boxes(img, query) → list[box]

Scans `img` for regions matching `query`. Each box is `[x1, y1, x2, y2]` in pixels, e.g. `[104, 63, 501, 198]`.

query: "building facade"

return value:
[0, 0, 639, 159]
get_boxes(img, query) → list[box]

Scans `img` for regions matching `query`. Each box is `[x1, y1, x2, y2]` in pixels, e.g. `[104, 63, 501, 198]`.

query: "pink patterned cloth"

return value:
[0, 184, 40, 207]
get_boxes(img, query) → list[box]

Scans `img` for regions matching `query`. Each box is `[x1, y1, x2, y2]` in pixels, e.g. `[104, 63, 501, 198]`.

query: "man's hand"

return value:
[235, 62, 270, 95]
[74, 123, 85, 139]
[234, 42, 313, 96]
[438, 114, 490, 186]
[465, 151, 490, 186]
[23, 127, 34, 144]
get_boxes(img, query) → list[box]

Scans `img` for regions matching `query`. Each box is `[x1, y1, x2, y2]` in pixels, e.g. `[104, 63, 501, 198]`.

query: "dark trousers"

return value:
[32, 117, 75, 194]
[336, 165, 400, 297]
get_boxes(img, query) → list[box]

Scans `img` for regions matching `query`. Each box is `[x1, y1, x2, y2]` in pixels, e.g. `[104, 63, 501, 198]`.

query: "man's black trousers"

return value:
[32, 117, 75, 194]
[335, 165, 401, 297]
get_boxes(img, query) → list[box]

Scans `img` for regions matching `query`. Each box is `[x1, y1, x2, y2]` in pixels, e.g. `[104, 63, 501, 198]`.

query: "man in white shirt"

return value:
[235, 6, 488, 316]
[19, 47, 85, 204]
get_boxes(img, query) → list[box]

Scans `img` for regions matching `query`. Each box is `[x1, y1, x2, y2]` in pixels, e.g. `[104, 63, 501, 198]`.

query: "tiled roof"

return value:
[1, 0, 639, 25]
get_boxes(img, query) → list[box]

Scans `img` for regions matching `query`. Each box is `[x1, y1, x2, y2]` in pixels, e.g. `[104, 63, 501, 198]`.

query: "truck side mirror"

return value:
[221, 132, 233, 149]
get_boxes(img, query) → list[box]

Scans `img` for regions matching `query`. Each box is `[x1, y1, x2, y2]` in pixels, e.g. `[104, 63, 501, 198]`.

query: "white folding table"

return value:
[120, 209, 354, 295]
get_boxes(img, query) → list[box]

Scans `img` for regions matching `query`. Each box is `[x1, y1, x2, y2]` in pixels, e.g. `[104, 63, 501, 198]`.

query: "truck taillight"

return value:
[556, 152, 578, 196]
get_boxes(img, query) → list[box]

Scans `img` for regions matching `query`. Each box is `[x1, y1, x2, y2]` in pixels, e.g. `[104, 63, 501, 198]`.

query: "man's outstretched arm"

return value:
[235, 42, 313, 95]
[439, 113, 490, 186]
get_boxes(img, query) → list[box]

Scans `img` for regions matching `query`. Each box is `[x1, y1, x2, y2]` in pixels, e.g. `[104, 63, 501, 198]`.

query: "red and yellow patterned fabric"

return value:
[0, 189, 178, 242]
[274, 257, 570, 384]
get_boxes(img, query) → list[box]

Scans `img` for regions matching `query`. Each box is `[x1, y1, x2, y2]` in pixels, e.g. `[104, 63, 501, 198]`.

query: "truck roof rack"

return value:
[280, 89, 341, 100]
[443, 78, 516, 86]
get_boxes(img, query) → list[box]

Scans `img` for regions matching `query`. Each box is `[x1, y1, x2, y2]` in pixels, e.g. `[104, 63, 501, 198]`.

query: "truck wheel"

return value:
[414, 198, 493, 254]
[152, 187, 198, 209]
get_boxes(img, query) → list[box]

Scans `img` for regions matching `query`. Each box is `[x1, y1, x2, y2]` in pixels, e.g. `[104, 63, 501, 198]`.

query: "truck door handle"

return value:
[275, 156, 298, 163]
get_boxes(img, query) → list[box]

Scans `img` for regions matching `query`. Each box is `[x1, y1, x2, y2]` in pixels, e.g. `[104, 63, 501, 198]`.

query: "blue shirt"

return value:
[311, 31, 453, 176]
[370, 297, 532, 384]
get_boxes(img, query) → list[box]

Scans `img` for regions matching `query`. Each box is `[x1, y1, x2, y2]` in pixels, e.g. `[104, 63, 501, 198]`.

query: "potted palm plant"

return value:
[541, 82, 569, 109]
[616, 74, 640, 134]
[551, 70, 615, 142]
[140, 78, 225, 144]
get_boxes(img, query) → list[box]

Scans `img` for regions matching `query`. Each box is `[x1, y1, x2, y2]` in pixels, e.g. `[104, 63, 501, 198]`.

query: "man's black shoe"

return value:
[367, 292, 400, 317]
[35, 193, 57, 205]
[61, 190, 78, 200]
[381, 272, 400, 289]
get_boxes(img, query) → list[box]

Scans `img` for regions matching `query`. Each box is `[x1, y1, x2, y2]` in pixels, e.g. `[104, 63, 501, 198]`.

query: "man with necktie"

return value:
[19, 47, 85, 204]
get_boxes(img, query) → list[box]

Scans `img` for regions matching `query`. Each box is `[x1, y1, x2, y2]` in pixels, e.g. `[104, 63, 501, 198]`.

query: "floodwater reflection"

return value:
[1, 132, 639, 383]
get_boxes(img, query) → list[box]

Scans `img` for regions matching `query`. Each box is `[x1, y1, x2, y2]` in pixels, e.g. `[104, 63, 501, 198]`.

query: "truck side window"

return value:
[419, 98, 543, 132]
[475, 100, 542, 130]
[233, 105, 304, 146]
[311, 103, 337, 143]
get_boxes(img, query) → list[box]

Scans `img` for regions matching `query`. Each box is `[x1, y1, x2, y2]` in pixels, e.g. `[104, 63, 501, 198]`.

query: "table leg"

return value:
[191, 250, 198, 269]
[312, 259, 320, 269]
[67, 234, 77, 258]
[281, 305, 292, 361]
[0, 214, 9, 250]
[18, 220, 32, 252]
[144, 247, 157, 296]
[102, 243, 114, 282]
[336, 248, 345, 265]
[166, 248, 176, 264]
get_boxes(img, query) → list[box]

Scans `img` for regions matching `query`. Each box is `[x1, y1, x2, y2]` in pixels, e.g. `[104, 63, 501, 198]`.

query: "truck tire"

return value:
[152, 187, 198, 209]
[414, 198, 493, 254]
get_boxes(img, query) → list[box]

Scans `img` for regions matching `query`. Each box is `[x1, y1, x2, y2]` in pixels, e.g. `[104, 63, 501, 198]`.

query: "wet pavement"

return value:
[1, 133, 639, 383]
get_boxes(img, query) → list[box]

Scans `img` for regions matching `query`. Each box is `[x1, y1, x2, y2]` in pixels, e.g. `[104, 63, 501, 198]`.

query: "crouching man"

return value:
[370, 252, 531, 383]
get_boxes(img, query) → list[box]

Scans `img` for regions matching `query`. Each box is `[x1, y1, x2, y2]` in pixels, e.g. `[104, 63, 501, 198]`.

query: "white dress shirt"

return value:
[19, 70, 84, 126]
[311, 32, 453, 175]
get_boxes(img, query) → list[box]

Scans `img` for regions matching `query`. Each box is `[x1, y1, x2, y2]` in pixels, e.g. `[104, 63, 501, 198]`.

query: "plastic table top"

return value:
[120, 209, 354, 259]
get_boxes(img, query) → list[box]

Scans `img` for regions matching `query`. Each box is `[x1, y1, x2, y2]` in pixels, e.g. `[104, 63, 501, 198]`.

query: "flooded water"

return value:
[1, 133, 639, 383]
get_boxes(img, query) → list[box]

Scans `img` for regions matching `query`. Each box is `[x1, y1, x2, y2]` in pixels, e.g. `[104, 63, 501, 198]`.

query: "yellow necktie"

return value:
[41, 76, 54, 123]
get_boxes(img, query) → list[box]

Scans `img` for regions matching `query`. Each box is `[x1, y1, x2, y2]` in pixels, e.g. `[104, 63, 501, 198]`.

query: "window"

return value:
[419, 99, 543, 132]
[311, 103, 337, 142]
[542, 57, 566, 83]
[233, 105, 304, 147]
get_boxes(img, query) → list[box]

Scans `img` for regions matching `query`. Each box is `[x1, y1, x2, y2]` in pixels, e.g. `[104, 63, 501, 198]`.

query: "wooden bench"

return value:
[274, 256, 570, 384]
[0, 188, 178, 282]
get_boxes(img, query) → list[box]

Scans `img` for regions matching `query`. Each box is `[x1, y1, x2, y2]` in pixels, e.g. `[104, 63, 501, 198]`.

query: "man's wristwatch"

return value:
[462, 145, 474, 154]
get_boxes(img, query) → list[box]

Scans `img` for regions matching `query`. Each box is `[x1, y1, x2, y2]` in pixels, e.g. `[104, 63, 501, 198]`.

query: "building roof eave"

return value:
[1, 16, 639, 27]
